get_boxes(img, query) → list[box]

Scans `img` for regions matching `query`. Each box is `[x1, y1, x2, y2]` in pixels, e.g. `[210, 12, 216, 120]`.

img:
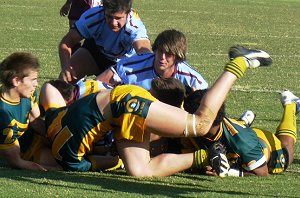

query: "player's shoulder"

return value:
[118, 53, 154, 67]
[81, 6, 105, 20]
[125, 9, 145, 30]
[176, 61, 202, 76]
[130, 9, 141, 20]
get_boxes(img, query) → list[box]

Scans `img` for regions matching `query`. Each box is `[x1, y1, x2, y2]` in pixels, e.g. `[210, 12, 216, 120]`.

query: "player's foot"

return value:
[238, 110, 256, 127]
[208, 142, 230, 177]
[280, 90, 300, 114]
[228, 45, 272, 68]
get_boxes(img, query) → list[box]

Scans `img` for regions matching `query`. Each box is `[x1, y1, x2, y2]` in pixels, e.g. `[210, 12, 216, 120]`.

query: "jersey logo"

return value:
[126, 98, 144, 114]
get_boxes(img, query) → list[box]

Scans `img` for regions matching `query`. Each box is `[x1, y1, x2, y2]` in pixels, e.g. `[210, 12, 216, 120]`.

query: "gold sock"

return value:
[194, 149, 209, 169]
[224, 57, 247, 78]
[276, 103, 297, 143]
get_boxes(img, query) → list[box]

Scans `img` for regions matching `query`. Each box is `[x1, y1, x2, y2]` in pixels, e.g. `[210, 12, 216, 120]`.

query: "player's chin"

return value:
[22, 92, 33, 98]
[111, 27, 121, 32]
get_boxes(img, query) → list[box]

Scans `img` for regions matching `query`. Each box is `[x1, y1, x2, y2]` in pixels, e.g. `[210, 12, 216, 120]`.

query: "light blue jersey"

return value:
[75, 6, 148, 61]
[113, 53, 208, 90]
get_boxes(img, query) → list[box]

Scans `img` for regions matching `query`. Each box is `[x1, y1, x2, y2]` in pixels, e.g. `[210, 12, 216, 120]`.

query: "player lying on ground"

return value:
[0, 52, 50, 171]
[39, 45, 272, 176]
[181, 88, 298, 176]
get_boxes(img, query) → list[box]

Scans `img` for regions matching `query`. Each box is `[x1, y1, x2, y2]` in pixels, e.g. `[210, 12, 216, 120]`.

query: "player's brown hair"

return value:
[150, 77, 186, 108]
[152, 29, 187, 62]
[0, 52, 40, 88]
[47, 79, 75, 103]
[183, 89, 226, 126]
[103, 0, 132, 14]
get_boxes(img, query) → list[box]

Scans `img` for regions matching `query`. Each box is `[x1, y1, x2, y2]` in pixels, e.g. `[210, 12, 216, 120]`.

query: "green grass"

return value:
[1, 0, 300, 197]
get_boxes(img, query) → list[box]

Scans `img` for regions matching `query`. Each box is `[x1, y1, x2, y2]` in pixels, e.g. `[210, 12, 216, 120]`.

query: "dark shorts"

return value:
[68, 0, 90, 20]
[82, 39, 117, 73]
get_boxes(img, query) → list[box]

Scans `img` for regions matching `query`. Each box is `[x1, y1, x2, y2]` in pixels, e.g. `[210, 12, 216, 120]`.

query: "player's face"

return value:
[154, 49, 177, 73]
[105, 11, 128, 32]
[16, 70, 38, 98]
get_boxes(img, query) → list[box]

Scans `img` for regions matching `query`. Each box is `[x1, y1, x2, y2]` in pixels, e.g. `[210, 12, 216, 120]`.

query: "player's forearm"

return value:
[59, 42, 72, 70]
[133, 39, 152, 54]
[30, 118, 46, 136]
[11, 159, 47, 171]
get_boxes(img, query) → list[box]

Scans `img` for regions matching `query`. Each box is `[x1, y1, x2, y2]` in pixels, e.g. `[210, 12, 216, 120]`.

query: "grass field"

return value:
[1, 0, 300, 197]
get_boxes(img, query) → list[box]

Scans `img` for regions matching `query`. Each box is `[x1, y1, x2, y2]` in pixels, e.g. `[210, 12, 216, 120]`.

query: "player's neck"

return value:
[1, 87, 21, 102]
[156, 66, 175, 78]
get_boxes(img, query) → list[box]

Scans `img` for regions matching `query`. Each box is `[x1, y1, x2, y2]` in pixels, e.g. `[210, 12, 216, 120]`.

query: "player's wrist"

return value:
[228, 168, 244, 177]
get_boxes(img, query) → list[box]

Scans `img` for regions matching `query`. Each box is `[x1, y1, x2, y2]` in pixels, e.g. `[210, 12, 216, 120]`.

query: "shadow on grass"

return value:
[0, 167, 294, 197]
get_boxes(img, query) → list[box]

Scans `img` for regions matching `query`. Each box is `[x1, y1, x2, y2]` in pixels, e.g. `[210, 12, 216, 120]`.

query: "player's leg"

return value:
[145, 65, 242, 137]
[19, 128, 62, 171]
[145, 57, 248, 138]
[146, 45, 272, 138]
[69, 48, 101, 83]
[116, 130, 195, 177]
[87, 155, 121, 171]
[38, 146, 63, 171]
[276, 90, 300, 165]
[68, 19, 81, 54]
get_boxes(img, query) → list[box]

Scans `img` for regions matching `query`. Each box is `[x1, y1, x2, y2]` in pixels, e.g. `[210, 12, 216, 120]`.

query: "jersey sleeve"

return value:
[31, 90, 39, 109]
[114, 59, 128, 84]
[75, 78, 113, 99]
[176, 62, 209, 90]
[190, 73, 208, 90]
[75, 6, 105, 39]
[125, 9, 149, 43]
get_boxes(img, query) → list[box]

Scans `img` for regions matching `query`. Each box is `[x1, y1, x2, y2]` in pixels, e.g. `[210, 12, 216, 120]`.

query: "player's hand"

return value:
[60, 3, 71, 17]
[32, 162, 48, 172]
[59, 66, 77, 83]
[205, 166, 218, 176]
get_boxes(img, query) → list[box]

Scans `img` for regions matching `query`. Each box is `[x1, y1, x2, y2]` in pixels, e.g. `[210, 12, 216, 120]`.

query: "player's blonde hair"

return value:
[152, 29, 187, 62]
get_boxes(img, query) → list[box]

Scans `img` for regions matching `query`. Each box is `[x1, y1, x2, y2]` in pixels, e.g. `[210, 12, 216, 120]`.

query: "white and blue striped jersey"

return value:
[113, 53, 208, 90]
[75, 6, 149, 61]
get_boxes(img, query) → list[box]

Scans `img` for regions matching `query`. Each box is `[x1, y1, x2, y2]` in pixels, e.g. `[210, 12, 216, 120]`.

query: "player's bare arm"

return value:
[29, 105, 46, 136]
[133, 39, 152, 55]
[0, 145, 47, 171]
[59, 28, 83, 82]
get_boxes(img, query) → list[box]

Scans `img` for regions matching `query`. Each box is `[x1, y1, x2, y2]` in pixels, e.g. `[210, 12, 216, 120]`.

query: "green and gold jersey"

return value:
[0, 91, 38, 147]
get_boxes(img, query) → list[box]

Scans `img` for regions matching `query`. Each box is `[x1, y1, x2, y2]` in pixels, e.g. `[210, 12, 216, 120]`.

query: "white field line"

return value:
[148, 32, 300, 40]
[0, 5, 41, 8]
[6, 27, 44, 31]
[187, 53, 300, 58]
[231, 86, 282, 93]
[0, 47, 54, 52]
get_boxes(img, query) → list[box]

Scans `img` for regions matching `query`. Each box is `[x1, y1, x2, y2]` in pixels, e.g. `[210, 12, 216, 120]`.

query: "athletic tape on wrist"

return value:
[228, 168, 244, 177]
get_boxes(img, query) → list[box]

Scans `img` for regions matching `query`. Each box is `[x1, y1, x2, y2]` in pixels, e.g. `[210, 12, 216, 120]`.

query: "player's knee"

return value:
[184, 114, 212, 137]
[126, 165, 152, 177]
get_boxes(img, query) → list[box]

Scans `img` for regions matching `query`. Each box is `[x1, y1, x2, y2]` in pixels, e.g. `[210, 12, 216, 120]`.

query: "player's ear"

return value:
[12, 76, 21, 87]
